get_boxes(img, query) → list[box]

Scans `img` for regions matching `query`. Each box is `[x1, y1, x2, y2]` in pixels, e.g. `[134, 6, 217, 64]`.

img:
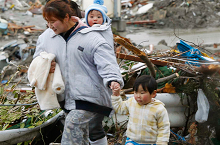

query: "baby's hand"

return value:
[110, 82, 120, 96]
[50, 60, 56, 73]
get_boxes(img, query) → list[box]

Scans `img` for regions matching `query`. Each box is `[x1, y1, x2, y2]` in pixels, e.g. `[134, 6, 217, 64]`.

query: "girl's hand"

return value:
[49, 60, 56, 73]
[110, 82, 120, 96]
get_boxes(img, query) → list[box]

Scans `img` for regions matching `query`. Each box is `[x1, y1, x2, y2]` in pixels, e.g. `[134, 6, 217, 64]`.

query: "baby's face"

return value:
[87, 10, 103, 26]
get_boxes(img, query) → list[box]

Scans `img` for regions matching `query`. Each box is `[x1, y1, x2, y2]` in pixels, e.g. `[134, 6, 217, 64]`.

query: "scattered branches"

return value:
[115, 36, 156, 78]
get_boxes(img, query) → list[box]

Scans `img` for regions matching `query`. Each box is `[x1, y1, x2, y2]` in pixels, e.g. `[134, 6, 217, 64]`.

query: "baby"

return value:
[85, 0, 108, 27]
[84, 0, 114, 52]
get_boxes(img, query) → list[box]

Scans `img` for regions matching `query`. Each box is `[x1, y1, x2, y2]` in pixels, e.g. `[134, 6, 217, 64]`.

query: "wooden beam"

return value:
[115, 36, 156, 77]
[126, 20, 157, 25]
[116, 53, 170, 66]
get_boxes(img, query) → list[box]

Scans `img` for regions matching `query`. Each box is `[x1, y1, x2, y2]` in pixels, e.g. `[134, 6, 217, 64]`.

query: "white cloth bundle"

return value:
[52, 64, 65, 94]
[28, 51, 65, 110]
[28, 51, 55, 90]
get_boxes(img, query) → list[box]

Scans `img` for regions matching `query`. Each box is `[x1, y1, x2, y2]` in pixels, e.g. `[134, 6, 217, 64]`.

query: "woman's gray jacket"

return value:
[33, 23, 123, 116]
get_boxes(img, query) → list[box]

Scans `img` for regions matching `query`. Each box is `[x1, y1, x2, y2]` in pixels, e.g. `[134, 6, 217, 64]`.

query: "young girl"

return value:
[33, 0, 124, 144]
[111, 75, 170, 145]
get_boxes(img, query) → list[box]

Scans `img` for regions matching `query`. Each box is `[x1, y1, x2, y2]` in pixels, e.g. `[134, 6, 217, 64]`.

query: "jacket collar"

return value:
[79, 16, 112, 34]
[48, 16, 88, 38]
[48, 28, 57, 38]
[47, 16, 112, 37]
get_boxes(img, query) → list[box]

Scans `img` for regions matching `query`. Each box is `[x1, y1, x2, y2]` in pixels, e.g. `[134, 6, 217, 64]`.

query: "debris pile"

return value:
[122, 0, 220, 29]
[0, 31, 220, 145]
[109, 34, 220, 145]
[1, 0, 44, 13]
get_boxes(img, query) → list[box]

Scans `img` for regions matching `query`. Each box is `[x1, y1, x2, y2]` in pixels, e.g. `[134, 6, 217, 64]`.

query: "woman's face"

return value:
[47, 17, 67, 34]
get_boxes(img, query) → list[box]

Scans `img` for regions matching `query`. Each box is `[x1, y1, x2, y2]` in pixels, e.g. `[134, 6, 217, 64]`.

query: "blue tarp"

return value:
[177, 40, 204, 59]
[177, 40, 207, 65]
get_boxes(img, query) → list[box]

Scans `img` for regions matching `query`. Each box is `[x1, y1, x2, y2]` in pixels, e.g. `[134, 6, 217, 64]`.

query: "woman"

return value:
[33, 0, 124, 144]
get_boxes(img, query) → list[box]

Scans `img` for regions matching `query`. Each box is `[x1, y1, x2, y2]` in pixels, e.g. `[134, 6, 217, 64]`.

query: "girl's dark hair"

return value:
[133, 75, 157, 94]
[43, 0, 77, 22]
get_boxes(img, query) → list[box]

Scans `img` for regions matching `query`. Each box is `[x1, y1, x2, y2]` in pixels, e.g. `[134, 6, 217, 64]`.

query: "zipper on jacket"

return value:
[64, 40, 69, 99]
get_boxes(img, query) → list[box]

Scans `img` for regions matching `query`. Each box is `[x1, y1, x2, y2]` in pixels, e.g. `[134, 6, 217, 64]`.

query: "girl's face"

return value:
[47, 17, 67, 34]
[87, 10, 103, 26]
[134, 85, 156, 105]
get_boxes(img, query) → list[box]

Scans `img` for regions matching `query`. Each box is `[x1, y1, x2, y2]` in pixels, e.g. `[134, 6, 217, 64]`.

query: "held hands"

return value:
[110, 82, 120, 96]
[49, 60, 56, 73]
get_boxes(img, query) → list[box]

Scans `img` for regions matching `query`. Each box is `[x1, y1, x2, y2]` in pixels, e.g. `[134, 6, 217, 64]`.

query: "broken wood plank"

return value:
[22, 25, 35, 29]
[29, 28, 44, 32]
[126, 20, 157, 25]
[8, 23, 22, 29]
[116, 52, 170, 66]
[156, 73, 179, 83]
[8, 23, 36, 31]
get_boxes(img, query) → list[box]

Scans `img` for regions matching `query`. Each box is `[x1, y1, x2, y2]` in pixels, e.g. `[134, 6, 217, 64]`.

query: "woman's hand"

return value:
[49, 60, 56, 73]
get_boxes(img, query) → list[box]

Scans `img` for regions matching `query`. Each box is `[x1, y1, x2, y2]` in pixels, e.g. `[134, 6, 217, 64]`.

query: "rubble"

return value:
[112, 34, 220, 144]
[122, 0, 220, 29]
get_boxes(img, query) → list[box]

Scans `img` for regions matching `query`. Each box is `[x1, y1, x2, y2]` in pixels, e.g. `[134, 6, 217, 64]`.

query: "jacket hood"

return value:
[150, 98, 165, 106]
[79, 16, 112, 34]
[71, 16, 88, 30]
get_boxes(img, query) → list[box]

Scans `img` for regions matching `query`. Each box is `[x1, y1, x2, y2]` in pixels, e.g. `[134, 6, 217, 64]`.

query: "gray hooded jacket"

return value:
[34, 20, 123, 116]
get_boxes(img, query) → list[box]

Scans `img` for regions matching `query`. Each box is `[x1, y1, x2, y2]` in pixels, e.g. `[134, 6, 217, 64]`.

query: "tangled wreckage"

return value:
[0, 0, 220, 145]
[0, 34, 219, 144]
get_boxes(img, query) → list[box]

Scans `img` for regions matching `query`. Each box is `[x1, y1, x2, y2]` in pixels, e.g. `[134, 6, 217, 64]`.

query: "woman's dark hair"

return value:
[133, 75, 157, 94]
[43, 0, 77, 22]
[44, 0, 82, 19]
[68, 0, 82, 18]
